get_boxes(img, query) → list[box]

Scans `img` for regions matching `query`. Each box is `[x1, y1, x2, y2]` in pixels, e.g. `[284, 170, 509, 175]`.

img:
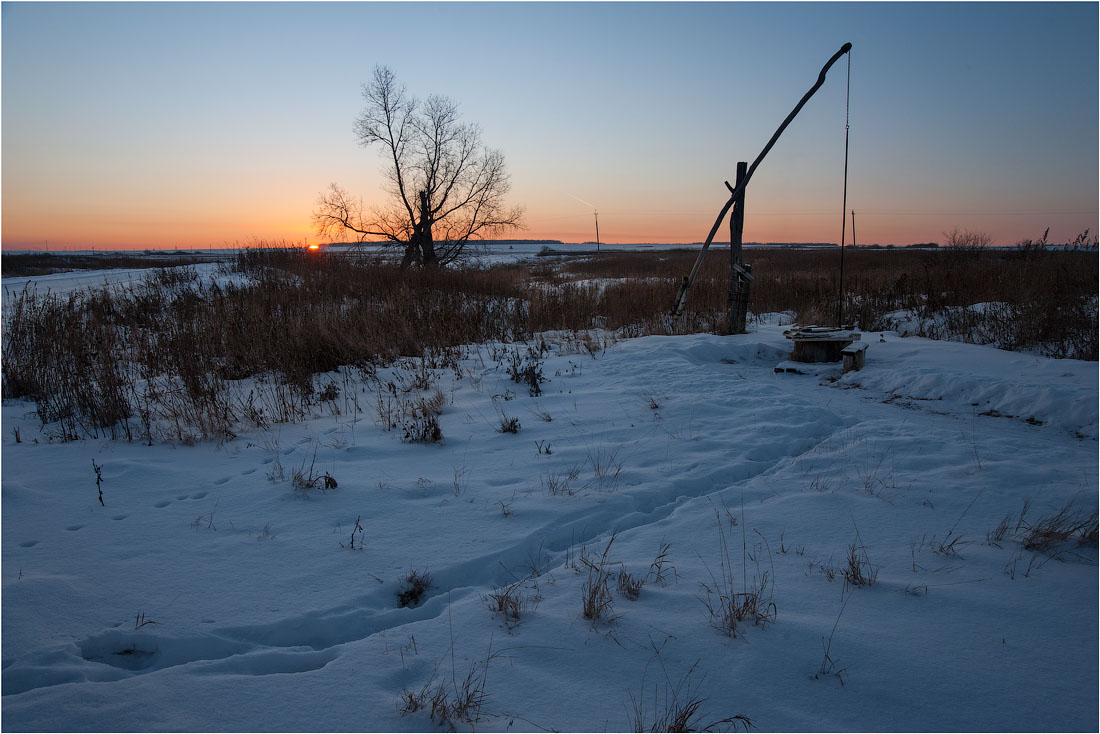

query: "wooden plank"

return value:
[731, 262, 755, 282]
[784, 331, 859, 342]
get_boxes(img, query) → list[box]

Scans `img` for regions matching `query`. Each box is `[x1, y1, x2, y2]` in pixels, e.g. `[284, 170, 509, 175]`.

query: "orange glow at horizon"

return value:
[3, 204, 1096, 252]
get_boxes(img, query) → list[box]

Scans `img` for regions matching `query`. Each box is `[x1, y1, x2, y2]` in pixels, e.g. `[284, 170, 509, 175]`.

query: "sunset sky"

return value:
[3, 2, 1097, 250]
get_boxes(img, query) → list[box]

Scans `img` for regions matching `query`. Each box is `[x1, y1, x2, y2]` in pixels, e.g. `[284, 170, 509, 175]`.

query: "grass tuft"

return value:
[628, 652, 756, 732]
[581, 534, 619, 625]
[398, 570, 432, 608]
[699, 505, 777, 637]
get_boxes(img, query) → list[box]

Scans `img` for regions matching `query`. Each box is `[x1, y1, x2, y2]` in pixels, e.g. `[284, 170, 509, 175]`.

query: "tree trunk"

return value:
[419, 190, 437, 267]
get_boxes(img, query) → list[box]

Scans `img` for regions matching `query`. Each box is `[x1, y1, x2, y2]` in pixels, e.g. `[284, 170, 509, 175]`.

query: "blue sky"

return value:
[3, 2, 1097, 249]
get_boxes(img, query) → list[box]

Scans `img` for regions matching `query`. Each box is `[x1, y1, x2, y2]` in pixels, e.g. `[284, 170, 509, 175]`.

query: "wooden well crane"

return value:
[671, 42, 853, 331]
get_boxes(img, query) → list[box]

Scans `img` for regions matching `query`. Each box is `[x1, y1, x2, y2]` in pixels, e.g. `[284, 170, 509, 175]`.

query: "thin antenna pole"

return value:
[594, 211, 600, 253]
[837, 50, 851, 328]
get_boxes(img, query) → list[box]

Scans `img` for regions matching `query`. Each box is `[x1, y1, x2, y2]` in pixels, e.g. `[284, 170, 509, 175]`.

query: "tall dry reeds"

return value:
[556, 245, 1097, 357]
[3, 251, 534, 442]
[4, 242, 1095, 443]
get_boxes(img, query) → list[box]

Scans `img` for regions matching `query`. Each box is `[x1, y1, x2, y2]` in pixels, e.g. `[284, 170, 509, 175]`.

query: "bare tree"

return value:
[314, 66, 524, 267]
[942, 227, 992, 250]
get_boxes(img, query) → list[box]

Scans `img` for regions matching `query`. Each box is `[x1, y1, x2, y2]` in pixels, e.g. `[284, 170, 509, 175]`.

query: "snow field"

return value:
[2, 323, 1097, 731]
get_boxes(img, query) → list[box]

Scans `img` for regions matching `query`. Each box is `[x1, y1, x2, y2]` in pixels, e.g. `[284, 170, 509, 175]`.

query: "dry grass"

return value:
[842, 542, 878, 589]
[484, 578, 539, 629]
[628, 652, 756, 732]
[541, 469, 576, 497]
[581, 534, 619, 624]
[1019, 502, 1098, 552]
[497, 413, 521, 434]
[398, 570, 432, 608]
[699, 506, 777, 637]
[2, 252, 205, 277]
[3, 249, 531, 442]
[648, 541, 675, 585]
[397, 643, 495, 728]
[587, 444, 625, 491]
[617, 570, 646, 601]
[555, 245, 1097, 357]
[4, 243, 1095, 443]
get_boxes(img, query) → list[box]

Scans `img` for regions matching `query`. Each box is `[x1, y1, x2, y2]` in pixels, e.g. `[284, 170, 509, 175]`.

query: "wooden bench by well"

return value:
[841, 341, 868, 373]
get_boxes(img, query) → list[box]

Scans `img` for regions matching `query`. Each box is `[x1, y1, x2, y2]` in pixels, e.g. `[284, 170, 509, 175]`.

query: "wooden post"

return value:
[726, 161, 749, 334]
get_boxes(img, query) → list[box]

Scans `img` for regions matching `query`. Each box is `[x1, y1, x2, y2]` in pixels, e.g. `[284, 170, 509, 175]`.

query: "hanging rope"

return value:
[837, 49, 851, 328]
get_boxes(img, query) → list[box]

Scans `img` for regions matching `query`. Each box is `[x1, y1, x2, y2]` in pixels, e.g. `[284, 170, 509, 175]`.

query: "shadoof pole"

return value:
[594, 211, 600, 253]
[671, 42, 852, 319]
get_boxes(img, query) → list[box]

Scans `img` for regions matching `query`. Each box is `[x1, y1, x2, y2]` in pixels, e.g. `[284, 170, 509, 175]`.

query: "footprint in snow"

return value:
[65, 524, 84, 532]
[112, 515, 127, 521]
[154, 500, 171, 509]
[19, 540, 39, 548]
[213, 477, 231, 486]
[191, 491, 208, 500]
[241, 468, 257, 476]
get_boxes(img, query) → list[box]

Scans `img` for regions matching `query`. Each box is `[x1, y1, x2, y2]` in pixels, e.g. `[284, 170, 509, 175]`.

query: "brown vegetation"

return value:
[554, 245, 1097, 357]
[2, 243, 1095, 442]
[2, 251, 206, 277]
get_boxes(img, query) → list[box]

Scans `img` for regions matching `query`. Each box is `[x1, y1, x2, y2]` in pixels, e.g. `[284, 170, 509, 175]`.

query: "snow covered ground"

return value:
[472, 242, 707, 266]
[2, 267, 179, 304]
[1, 262, 232, 306]
[2, 269, 1097, 732]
